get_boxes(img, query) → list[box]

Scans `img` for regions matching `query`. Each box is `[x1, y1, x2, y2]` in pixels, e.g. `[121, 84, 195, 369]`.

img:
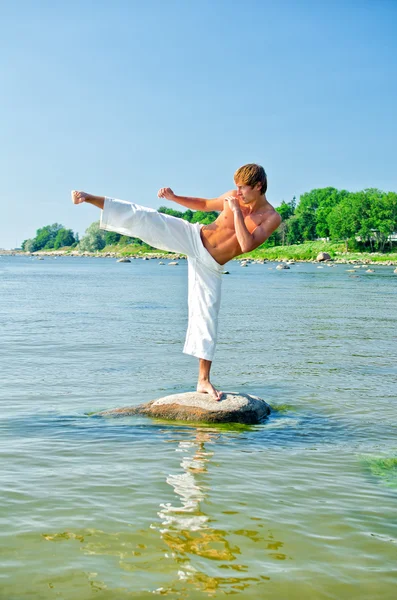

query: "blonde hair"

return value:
[234, 163, 267, 194]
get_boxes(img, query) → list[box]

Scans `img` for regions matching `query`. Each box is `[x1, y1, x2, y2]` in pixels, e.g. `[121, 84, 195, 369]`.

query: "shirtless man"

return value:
[72, 163, 281, 400]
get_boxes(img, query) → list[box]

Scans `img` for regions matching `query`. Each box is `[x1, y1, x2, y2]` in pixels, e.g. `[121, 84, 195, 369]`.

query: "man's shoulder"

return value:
[218, 189, 237, 200]
[257, 204, 282, 225]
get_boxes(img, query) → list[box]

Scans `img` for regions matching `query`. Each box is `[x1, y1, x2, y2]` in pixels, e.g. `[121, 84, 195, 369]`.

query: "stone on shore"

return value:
[97, 392, 271, 424]
[316, 252, 331, 262]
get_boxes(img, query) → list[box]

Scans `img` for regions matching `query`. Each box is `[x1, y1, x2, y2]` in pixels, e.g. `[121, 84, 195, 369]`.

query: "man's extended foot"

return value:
[71, 190, 89, 204]
[197, 380, 222, 401]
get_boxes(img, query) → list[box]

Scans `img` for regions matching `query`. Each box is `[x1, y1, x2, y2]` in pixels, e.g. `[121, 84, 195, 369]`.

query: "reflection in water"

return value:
[39, 428, 286, 596]
[154, 429, 270, 595]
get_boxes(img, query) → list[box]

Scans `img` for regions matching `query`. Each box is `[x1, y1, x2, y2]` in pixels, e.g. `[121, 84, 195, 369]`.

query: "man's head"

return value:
[234, 164, 267, 203]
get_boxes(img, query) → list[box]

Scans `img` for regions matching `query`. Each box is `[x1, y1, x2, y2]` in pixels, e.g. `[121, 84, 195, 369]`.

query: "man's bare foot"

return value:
[197, 380, 222, 401]
[71, 190, 89, 204]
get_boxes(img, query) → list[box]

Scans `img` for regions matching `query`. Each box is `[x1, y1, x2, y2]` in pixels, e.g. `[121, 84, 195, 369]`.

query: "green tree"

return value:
[286, 215, 304, 245]
[105, 231, 121, 245]
[315, 189, 349, 238]
[158, 206, 186, 219]
[364, 189, 397, 251]
[34, 223, 65, 250]
[277, 197, 296, 222]
[295, 188, 344, 240]
[53, 228, 76, 249]
[158, 206, 218, 225]
[327, 194, 362, 251]
[79, 221, 106, 252]
[21, 238, 37, 252]
[190, 210, 218, 225]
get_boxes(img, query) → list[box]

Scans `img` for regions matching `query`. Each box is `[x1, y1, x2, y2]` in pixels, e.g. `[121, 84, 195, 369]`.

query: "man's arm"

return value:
[226, 197, 281, 253]
[157, 187, 232, 212]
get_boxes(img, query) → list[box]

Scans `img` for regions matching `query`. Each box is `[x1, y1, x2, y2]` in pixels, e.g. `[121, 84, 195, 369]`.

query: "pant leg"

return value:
[100, 197, 198, 255]
[183, 256, 223, 361]
[101, 197, 224, 361]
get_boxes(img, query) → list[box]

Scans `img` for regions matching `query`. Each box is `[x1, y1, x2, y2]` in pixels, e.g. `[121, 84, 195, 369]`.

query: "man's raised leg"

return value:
[197, 359, 222, 401]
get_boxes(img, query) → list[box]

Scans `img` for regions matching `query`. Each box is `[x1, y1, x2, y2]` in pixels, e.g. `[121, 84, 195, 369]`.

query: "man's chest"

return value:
[219, 209, 261, 234]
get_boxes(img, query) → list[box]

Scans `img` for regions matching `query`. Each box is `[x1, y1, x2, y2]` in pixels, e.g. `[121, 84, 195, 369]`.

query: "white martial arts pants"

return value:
[100, 198, 224, 361]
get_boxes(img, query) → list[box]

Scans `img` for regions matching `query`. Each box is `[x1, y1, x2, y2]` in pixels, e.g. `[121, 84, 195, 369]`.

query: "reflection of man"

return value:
[72, 163, 281, 400]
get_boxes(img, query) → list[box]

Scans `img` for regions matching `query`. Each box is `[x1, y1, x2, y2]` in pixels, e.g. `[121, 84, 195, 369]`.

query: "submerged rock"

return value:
[98, 392, 271, 424]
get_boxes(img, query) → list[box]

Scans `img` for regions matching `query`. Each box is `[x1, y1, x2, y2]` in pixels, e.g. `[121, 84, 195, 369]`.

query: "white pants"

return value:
[100, 198, 224, 361]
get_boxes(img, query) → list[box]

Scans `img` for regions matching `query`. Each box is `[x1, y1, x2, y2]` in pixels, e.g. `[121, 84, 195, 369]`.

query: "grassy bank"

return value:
[245, 242, 397, 263]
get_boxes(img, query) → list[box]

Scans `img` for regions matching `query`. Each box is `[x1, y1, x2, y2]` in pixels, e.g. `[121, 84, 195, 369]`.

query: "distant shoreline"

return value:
[1, 245, 397, 266]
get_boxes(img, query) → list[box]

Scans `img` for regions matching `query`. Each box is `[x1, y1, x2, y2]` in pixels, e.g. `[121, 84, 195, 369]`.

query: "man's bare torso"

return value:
[201, 192, 279, 265]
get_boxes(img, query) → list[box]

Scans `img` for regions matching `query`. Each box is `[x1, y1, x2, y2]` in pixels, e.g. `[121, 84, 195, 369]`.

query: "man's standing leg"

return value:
[197, 359, 221, 401]
[183, 255, 223, 400]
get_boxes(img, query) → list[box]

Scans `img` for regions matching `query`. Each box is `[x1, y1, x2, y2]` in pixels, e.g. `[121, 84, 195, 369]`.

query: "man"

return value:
[72, 163, 281, 400]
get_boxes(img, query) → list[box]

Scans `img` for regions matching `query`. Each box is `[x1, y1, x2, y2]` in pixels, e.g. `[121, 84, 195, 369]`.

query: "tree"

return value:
[277, 197, 296, 222]
[286, 215, 304, 245]
[33, 223, 65, 250]
[105, 231, 122, 245]
[364, 189, 397, 251]
[22, 238, 37, 252]
[294, 188, 344, 240]
[327, 194, 362, 251]
[158, 206, 186, 219]
[315, 189, 349, 238]
[53, 228, 76, 249]
[79, 221, 106, 252]
[190, 210, 218, 225]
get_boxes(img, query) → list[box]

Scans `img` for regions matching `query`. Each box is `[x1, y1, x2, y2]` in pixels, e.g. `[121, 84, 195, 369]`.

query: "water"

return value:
[1, 255, 396, 599]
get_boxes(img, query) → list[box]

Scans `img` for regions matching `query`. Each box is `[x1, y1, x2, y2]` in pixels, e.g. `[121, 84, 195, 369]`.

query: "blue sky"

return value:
[1, 0, 396, 248]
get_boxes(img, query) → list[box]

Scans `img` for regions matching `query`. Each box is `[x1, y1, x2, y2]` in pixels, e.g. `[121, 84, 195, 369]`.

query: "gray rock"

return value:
[117, 257, 131, 263]
[316, 252, 331, 262]
[168, 261, 179, 266]
[97, 391, 270, 424]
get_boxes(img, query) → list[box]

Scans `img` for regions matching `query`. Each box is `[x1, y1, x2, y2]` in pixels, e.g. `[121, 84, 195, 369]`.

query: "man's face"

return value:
[235, 182, 260, 204]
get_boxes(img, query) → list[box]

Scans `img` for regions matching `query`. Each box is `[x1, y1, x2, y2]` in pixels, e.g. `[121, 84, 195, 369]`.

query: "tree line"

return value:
[22, 224, 78, 252]
[274, 187, 397, 251]
[22, 188, 397, 253]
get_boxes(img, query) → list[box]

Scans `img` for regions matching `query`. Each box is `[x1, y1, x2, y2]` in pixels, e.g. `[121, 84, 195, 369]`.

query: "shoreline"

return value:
[1, 248, 397, 266]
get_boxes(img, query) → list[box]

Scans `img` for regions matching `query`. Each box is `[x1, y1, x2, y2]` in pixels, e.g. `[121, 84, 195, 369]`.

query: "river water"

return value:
[0, 255, 396, 599]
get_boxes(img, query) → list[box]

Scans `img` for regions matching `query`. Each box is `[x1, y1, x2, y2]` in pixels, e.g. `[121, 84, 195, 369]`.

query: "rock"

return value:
[366, 269, 374, 273]
[168, 261, 179, 266]
[97, 392, 271, 425]
[316, 252, 331, 262]
[394, 268, 397, 274]
[159, 261, 165, 265]
[276, 264, 289, 270]
[222, 270, 230, 274]
[117, 258, 131, 263]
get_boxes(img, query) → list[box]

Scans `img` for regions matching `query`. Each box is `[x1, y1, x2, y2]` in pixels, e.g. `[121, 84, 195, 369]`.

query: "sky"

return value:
[0, 0, 396, 249]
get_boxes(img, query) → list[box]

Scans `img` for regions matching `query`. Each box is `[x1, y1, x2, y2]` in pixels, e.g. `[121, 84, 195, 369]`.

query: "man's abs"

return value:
[200, 225, 242, 265]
